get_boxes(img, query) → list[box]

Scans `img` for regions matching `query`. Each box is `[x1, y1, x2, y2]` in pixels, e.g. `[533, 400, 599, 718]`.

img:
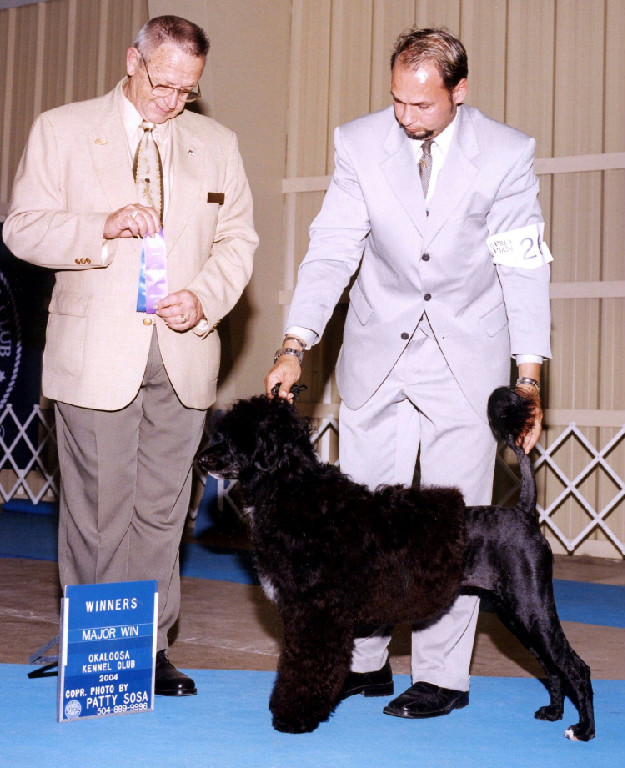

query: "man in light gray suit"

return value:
[265, 28, 551, 720]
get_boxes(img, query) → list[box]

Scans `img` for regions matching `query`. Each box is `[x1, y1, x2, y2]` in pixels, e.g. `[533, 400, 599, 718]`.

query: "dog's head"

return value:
[199, 395, 316, 482]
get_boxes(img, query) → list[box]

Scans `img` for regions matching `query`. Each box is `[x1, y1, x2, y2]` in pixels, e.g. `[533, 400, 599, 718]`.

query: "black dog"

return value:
[199, 388, 594, 741]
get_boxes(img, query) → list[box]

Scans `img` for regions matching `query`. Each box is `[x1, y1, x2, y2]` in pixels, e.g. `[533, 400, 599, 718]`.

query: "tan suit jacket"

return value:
[4, 83, 258, 410]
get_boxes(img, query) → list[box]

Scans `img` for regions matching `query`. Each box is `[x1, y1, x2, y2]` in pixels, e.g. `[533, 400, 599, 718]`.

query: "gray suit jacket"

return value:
[287, 104, 551, 417]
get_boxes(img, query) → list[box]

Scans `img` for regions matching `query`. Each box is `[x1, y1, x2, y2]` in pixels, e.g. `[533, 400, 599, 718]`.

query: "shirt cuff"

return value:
[284, 326, 318, 348]
[193, 318, 211, 337]
[515, 354, 544, 365]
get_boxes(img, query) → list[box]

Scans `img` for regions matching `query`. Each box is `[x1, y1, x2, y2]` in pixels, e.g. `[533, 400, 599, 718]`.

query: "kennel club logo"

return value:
[0, 271, 21, 411]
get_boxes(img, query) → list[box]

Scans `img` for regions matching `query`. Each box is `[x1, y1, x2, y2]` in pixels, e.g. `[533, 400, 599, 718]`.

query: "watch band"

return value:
[516, 377, 540, 392]
[274, 347, 304, 365]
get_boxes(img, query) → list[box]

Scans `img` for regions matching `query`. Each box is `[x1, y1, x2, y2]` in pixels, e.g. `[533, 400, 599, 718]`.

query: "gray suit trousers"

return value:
[55, 329, 207, 651]
[339, 319, 497, 691]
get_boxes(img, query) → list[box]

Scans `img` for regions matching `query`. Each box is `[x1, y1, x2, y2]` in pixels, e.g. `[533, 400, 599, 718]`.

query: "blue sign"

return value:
[57, 580, 157, 722]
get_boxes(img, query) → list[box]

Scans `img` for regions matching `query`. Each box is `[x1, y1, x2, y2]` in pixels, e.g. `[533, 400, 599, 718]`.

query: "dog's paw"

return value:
[272, 713, 320, 734]
[564, 722, 595, 742]
[535, 704, 563, 722]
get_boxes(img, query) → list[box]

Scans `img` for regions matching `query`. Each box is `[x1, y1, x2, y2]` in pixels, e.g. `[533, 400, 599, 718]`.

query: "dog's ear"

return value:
[253, 429, 291, 473]
[251, 397, 314, 473]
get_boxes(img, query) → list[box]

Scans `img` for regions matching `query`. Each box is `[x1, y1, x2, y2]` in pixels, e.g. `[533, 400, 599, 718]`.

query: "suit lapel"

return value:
[88, 90, 136, 211]
[380, 118, 428, 236]
[164, 119, 203, 253]
[424, 106, 480, 247]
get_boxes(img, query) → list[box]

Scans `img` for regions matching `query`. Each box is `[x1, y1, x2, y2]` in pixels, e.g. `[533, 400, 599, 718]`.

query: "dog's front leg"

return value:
[270, 611, 353, 734]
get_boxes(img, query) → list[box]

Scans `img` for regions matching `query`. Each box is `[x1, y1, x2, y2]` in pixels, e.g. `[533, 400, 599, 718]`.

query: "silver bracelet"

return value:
[274, 347, 304, 365]
[516, 377, 540, 392]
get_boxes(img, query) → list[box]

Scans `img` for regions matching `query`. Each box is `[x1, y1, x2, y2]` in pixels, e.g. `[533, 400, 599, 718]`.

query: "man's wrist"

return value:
[274, 347, 303, 365]
[282, 335, 307, 350]
[516, 376, 540, 393]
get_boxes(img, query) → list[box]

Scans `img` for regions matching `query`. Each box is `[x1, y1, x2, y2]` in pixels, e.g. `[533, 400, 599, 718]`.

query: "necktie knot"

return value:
[140, 120, 156, 132]
[419, 139, 434, 198]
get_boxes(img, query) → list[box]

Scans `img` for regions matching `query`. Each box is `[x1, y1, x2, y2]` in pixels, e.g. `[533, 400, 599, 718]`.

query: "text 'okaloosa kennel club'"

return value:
[200, 387, 594, 741]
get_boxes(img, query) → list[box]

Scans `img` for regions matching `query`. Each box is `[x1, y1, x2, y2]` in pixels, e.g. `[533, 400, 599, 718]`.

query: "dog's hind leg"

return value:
[270, 611, 354, 734]
[464, 512, 595, 741]
[534, 670, 564, 721]
[495, 592, 594, 742]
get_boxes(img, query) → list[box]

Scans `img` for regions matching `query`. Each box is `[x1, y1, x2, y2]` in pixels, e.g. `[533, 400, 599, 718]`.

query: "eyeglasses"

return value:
[140, 57, 201, 103]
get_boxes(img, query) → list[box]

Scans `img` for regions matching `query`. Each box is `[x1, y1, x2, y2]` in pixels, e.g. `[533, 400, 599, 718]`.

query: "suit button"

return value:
[422, 253, 430, 261]
[143, 318, 153, 326]
[424, 293, 432, 301]
[74, 259, 80, 264]
[401, 332, 409, 340]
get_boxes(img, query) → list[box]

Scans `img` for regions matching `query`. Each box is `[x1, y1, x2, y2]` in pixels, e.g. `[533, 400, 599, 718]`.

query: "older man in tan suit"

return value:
[4, 15, 258, 696]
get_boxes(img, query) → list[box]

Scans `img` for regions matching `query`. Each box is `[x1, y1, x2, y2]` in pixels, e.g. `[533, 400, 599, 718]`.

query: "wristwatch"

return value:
[274, 347, 304, 365]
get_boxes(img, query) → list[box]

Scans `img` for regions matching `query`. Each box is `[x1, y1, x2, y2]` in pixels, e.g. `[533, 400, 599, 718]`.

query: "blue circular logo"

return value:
[64, 699, 82, 719]
[0, 270, 21, 411]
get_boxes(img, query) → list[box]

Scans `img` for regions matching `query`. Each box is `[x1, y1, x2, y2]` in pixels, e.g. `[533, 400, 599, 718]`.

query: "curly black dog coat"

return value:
[199, 387, 594, 741]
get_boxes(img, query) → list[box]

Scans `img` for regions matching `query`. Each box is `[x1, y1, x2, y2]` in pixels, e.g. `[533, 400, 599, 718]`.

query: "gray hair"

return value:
[134, 15, 210, 61]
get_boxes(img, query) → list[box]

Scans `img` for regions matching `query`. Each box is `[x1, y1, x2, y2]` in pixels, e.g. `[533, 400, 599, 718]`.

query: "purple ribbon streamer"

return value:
[137, 228, 168, 314]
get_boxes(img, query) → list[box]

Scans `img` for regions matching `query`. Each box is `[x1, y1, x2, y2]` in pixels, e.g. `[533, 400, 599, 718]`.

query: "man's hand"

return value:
[155, 290, 204, 331]
[103, 204, 161, 239]
[265, 355, 302, 402]
[516, 362, 543, 453]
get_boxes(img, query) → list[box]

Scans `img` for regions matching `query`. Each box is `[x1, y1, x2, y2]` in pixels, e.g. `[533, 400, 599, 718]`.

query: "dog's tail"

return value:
[487, 386, 537, 514]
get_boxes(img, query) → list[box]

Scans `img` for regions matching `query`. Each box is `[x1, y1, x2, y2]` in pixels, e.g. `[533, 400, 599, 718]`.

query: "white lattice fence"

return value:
[0, 405, 58, 503]
[2, 405, 624, 558]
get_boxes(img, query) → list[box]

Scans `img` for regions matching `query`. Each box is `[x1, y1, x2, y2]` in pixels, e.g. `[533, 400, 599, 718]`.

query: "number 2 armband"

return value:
[487, 222, 553, 269]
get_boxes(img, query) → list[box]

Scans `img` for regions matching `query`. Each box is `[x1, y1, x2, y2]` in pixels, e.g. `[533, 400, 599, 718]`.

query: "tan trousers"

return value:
[55, 330, 207, 651]
[339, 319, 498, 691]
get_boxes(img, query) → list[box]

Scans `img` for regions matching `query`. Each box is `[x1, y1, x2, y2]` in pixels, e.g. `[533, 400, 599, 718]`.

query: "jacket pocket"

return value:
[348, 281, 373, 326]
[45, 291, 90, 378]
[479, 302, 508, 337]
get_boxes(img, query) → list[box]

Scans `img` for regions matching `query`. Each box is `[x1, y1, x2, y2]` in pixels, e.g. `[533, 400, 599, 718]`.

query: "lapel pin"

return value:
[95, 137, 108, 145]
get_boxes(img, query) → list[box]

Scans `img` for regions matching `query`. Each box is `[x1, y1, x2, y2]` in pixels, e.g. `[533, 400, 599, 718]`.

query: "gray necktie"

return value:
[133, 120, 163, 220]
[419, 138, 433, 198]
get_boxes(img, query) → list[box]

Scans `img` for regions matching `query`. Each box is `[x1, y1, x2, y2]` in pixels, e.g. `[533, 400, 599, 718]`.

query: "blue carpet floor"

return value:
[1, 667, 622, 768]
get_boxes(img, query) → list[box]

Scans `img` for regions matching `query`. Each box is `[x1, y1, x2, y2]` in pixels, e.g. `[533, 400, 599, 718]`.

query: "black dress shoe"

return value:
[340, 660, 394, 700]
[383, 681, 468, 719]
[154, 650, 197, 696]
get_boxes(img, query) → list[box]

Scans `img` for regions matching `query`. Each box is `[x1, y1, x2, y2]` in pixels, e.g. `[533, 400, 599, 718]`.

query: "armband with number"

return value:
[487, 222, 553, 269]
